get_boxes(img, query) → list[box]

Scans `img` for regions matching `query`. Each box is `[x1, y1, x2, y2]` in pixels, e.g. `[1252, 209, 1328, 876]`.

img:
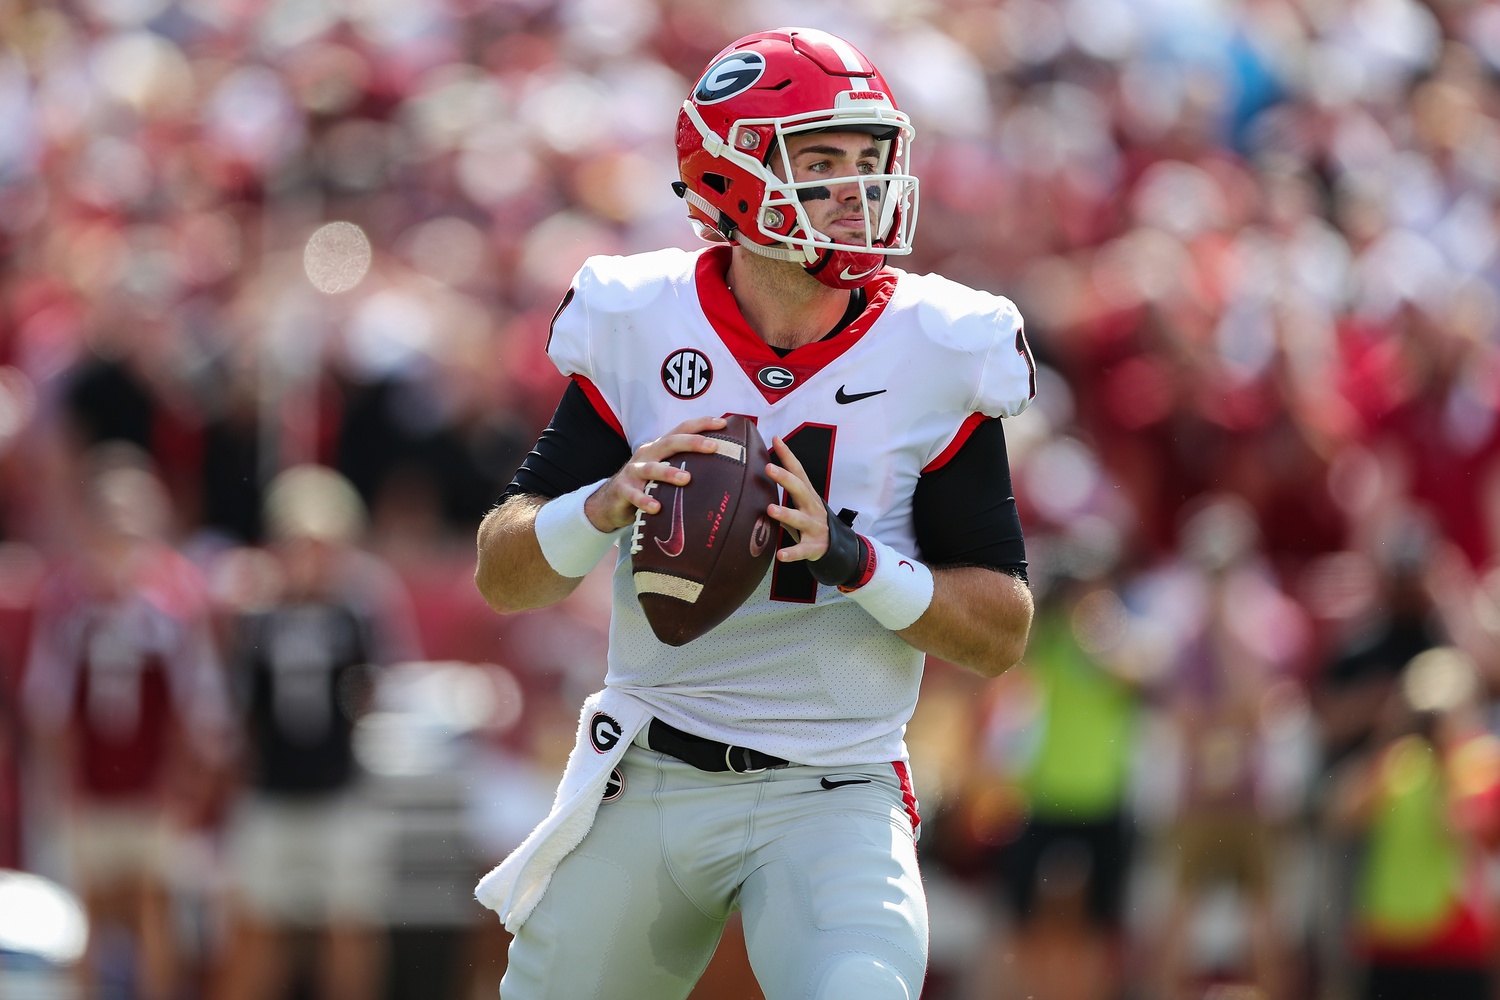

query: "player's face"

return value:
[778, 130, 884, 245]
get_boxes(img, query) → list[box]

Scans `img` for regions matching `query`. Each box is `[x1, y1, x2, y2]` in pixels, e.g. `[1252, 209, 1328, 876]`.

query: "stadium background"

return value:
[3, 0, 1500, 998]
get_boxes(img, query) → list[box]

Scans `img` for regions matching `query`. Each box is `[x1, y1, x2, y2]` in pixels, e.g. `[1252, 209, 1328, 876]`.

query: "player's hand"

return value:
[765, 435, 831, 563]
[766, 436, 867, 587]
[584, 416, 728, 531]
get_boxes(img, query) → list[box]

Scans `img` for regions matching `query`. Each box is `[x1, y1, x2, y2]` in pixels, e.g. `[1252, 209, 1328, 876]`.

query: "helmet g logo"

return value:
[694, 51, 766, 104]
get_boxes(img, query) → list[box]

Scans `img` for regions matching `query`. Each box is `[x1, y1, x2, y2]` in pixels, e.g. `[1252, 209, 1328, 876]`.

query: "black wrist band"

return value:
[807, 507, 864, 588]
[837, 536, 877, 593]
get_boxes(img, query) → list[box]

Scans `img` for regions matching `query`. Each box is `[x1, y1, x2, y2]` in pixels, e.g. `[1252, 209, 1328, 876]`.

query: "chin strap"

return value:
[674, 184, 723, 234]
[672, 179, 824, 265]
[735, 233, 812, 263]
[741, 234, 885, 289]
[674, 184, 884, 288]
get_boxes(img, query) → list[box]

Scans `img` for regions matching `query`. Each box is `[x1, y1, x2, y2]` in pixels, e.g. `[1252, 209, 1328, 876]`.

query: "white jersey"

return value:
[548, 245, 1034, 766]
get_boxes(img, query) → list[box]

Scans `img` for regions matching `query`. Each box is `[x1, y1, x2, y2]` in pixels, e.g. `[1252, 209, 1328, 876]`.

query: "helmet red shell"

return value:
[675, 27, 919, 288]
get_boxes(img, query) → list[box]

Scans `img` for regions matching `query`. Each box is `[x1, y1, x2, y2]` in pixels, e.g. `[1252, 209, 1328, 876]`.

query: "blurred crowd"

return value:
[4, 0, 1500, 998]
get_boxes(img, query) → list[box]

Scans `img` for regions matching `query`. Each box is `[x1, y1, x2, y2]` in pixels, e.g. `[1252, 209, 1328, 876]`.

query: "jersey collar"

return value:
[693, 245, 898, 405]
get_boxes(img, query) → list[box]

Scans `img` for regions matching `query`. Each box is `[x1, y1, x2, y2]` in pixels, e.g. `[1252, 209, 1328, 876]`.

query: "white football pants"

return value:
[498, 741, 928, 999]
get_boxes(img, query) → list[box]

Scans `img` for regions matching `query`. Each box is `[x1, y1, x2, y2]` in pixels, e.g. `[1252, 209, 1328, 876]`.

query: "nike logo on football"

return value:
[820, 776, 872, 790]
[835, 386, 887, 404]
[654, 463, 687, 557]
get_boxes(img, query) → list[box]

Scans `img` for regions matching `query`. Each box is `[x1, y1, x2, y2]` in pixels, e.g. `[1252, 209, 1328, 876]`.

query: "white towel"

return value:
[474, 687, 652, 931]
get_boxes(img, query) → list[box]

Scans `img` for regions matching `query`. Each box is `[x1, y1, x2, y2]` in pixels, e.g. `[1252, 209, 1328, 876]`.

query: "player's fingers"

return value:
[595, 479, 655, 523]
[766, 502, 827, 562]
[586, 481, 653, 529]
[769, 522, 813, 562]
[597, 459, 683, 524]
[626, 483, 663, 514]
[765, 455, 822, 513]
[639, 432, 727, 465]
[769, 435, 812, 481]
[768, 439, 823, 512]
[639, 416, 728, 462]
[766, 500, 820, 534]
[774, 536, 824, 563]
[667, 414, 729, 437]
[633, 458, 690, 486]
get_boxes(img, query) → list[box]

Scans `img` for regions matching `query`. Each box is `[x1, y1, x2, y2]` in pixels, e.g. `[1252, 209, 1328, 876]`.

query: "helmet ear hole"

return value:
[702, 173, 729, 194]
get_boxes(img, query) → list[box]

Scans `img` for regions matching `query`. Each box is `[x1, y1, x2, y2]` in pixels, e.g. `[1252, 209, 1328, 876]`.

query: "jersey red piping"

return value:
[892, 759, 922, 835]
[693, 245, 899, 405]
[923, 412, 990, 474]
[572, 375, 625, 440]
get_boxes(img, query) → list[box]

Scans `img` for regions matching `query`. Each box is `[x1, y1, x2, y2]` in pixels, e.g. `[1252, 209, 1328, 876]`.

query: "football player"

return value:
[474, 26, 1036, 1000]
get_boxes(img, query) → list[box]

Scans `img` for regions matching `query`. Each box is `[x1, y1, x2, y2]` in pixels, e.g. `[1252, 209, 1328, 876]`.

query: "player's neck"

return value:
[727, 247, 852, 352]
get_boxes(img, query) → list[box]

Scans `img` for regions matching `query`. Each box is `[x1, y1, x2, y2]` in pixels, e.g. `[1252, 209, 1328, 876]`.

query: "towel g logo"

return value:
[590, 713, 623, 753]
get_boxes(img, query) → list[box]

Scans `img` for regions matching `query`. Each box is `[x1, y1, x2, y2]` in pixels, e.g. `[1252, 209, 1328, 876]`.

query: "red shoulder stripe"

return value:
[922, 413, 989, 474]
[572, 375, 625, 440]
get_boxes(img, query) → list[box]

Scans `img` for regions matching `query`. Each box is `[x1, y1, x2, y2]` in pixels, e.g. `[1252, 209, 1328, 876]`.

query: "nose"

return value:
[830, 177, 863, 203]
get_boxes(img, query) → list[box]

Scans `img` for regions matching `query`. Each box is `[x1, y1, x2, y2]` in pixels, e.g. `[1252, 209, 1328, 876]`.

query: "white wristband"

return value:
[845, 537, 934, 631]
[533, 479, 619, 578]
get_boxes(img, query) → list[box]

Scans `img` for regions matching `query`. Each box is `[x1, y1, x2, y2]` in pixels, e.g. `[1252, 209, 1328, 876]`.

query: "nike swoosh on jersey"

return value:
[835, 386, 888, 404]
[654, 464, 687, 557]
[820, 776, 872, 789]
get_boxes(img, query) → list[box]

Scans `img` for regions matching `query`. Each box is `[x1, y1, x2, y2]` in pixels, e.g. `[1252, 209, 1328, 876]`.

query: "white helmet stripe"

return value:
[796, 27, 868, 73]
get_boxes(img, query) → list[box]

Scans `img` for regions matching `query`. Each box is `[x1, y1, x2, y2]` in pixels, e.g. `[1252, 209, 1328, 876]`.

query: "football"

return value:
[629, 415, 778, 646]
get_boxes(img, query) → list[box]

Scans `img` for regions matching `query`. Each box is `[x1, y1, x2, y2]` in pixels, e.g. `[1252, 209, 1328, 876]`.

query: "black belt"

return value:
[645, 719, 791, 774]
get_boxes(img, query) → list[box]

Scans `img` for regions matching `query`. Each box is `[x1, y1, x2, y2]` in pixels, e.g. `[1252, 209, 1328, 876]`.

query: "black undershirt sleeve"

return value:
[498, 380, 631, 504]
[500, 382, 1029, 583]
[912, 416, 1029, 583]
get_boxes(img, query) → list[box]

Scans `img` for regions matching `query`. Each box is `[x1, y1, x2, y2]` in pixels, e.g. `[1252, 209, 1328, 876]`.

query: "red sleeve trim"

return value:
[922, 413, 989, 474]
[571, 375, 625, 440]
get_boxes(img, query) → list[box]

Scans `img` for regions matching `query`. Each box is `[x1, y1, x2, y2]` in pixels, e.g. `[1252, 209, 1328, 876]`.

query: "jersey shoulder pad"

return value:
[898, 272, 1036, 418]
[897, 271, 1016, 348]
[547, 249, 698, 379]
[576, 248, 697, 313]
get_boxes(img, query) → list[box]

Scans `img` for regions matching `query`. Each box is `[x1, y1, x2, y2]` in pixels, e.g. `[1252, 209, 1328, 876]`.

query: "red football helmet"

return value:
[675, 27, 919, 289]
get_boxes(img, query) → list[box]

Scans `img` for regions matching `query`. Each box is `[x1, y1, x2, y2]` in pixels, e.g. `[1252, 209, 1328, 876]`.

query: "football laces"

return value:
[628, 481, 660, 555]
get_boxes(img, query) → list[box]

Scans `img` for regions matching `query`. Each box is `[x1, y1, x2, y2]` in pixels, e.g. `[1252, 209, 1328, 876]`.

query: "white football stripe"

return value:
[634, 572, 704, 603]
[710, 440, 746, 463]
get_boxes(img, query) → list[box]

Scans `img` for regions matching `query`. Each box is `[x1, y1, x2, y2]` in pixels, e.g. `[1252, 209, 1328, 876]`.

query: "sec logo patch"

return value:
[590, 712, 623, 753]
[662, 349, 713, 399]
